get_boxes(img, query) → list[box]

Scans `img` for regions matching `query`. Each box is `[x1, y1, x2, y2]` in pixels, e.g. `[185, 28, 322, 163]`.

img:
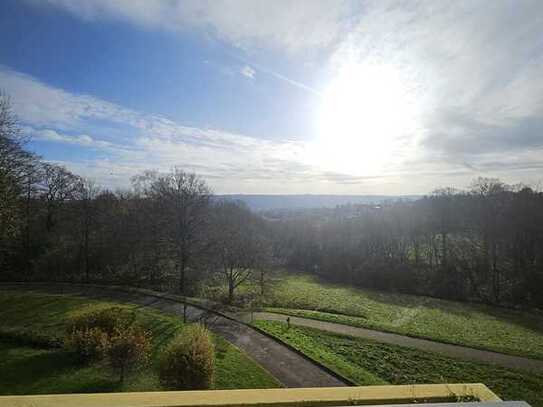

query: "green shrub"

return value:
[158, 324, 215, 390]
[105, 326, 151, 383]
[64, 327, 109, 362]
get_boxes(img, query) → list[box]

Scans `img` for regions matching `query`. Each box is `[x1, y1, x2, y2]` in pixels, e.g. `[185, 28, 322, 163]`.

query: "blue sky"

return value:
[1, 0, 543, 194]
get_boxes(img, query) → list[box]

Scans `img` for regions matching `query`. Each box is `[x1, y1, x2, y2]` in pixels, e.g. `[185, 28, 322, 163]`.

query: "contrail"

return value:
[249, 60, 322, 96]
[220, 47, 322, 96]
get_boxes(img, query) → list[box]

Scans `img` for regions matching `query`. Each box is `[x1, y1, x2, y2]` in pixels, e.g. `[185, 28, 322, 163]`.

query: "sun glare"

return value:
[311, 61, 418, 175]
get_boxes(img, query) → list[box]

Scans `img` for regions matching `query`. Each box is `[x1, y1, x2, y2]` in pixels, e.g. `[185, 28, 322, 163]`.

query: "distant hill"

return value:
[215, 194, 421, 211]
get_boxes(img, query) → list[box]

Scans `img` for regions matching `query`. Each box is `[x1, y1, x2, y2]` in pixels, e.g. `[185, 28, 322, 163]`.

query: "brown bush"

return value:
[64, 327, 109, 362]
[67, 306, 134, 335]
[158, 324, 215, 390]
[64, 306, 137, 363]
[105, 326, 151, 382]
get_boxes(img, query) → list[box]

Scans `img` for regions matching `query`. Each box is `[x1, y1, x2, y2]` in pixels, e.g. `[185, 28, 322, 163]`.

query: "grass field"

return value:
[254, 320, 543, 407]
[253, 274, 543, 360]
[0, 290, 280, 394]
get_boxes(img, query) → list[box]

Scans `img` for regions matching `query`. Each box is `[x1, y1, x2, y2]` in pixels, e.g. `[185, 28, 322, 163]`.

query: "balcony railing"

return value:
[0, 383, 503, 407]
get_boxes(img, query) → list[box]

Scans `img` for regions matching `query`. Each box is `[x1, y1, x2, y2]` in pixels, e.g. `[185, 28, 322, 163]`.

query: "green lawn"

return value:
[254, 320, 543, 407]
[0, 290, 280, 394]
[256, 274, 543, 359]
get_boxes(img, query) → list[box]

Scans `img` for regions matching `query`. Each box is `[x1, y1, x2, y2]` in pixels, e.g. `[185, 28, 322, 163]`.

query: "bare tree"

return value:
[77, 179, 101, 281]
[212, 201, 267, 304]
[0, 92, 31, 180]
[39, 163, 82, 232]
[134, 168, 211, 294]
[255, 235, 274, 296]
[0, 93, 38, 273]
[469, 177, 508, 303]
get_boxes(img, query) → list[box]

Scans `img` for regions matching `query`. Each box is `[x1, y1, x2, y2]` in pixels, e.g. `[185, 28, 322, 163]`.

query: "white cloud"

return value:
[24, 126, 115, 150]
[320, 0, 543, 189]
[3, 57, 543, 194]
[240, 65, 255, 79]
[3, 66, 370, 192]
[0, 67, 138, 130]
[35, 0, 353, 52]
[6, 0, 543, 193]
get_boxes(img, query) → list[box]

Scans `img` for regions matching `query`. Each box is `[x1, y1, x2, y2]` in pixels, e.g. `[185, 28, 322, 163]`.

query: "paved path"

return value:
[251, 312, 543, 374]
[0, 284, 345, 388]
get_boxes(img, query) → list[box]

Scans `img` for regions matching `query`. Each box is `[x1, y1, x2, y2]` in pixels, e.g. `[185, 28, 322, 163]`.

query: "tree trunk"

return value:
[414, 239, 420, 267]
[491, 241, 499, 304]
[178, 253, 186, 294]
[441, 231, 447, 267]
[46, 208, 54, 232]
[228, 278, 234, 304]
[84, 218, 89, 282]
[24, 178, 31, 275]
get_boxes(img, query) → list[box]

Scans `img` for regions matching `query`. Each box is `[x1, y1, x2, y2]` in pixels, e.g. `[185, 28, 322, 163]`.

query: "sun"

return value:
[311, 61, 418, 175]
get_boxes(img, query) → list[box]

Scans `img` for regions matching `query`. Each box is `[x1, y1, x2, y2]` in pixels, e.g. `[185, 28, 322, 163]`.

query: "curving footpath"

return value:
[251, 312, 543, 374]
[0, 284, 345, 388]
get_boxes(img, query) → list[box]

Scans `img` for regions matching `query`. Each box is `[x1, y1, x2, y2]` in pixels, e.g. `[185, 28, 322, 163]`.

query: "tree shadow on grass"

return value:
[0, 346, 119, 395]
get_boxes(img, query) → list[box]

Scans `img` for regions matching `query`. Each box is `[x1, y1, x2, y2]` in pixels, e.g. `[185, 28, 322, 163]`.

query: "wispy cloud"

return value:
[245, 59, 321, 96]
[319, 0, 543, 188]
[7, 1, 543, 193]
[0, 67, 139, 130]
[34, 0, 353, 52]
[4, 56, 543, 194]
[2, 66, 368, 192]
[23, 126, 115, 150]
[240, 65, 255, 79]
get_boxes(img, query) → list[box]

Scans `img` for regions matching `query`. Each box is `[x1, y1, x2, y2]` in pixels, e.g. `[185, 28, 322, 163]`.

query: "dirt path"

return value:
[252, 312, 543, 373]
[0, 284, 345, 388]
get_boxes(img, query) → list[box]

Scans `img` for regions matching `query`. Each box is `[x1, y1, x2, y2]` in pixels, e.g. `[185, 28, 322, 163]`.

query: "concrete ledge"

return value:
[0, 384, 501, 407]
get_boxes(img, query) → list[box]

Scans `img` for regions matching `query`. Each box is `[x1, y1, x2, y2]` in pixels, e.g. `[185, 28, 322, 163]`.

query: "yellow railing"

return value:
[0, 384, 501, 407]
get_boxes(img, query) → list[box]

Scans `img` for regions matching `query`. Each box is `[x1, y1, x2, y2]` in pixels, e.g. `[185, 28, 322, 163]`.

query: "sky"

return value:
[1, 0, 542, 194]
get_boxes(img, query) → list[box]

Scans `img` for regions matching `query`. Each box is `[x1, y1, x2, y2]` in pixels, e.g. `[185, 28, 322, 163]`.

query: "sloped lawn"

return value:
[0, 290, 280, 394]
[254, 320, 543, 407]
[260, 274, 543, 359]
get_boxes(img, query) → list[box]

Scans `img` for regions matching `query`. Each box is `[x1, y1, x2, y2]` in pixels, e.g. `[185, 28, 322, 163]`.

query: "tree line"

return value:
[2, 92, 542, 308]
[0, 94, 272, 303]
[275, 180, 543, 308]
